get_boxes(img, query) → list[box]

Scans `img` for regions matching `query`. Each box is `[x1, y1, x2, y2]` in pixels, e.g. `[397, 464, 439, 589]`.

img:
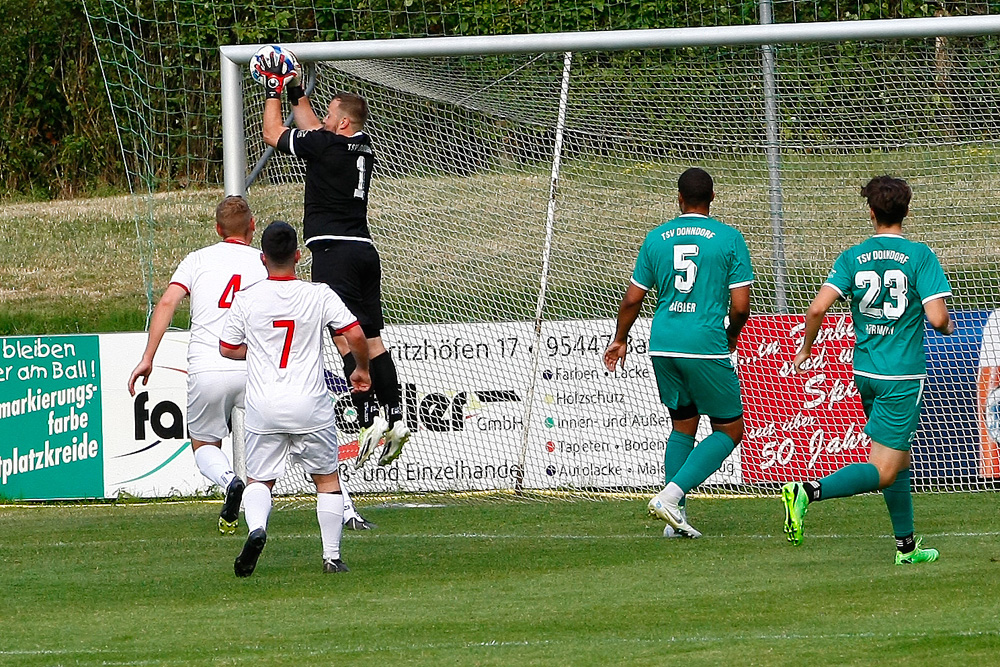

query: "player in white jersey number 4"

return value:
[129, 196, 267, 534]
[221, 221, 372, 576]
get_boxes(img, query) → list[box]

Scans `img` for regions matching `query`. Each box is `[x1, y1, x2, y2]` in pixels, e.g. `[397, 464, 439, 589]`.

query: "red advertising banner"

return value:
[737, 313, 870, 484]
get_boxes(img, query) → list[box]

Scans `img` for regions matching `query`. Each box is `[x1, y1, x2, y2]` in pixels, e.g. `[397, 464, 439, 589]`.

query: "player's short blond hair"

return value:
[334, 92, 369, 128]
[216, 195, 253, 237]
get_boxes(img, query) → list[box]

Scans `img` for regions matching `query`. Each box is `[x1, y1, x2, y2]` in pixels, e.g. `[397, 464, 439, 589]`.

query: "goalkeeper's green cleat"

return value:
[895, 537, 939, 565]
[355, 415, 389, 469]
[781, 482, 809, 546]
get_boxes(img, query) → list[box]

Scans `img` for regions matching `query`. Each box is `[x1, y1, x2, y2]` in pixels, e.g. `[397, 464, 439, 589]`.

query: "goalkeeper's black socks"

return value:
[804, 481, 822, 502]
[370, 351, 403, 426]
[896, 533, 916, 553]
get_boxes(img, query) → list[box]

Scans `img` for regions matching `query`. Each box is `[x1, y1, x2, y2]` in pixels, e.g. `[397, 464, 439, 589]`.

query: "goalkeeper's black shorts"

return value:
[309, 239, 384, 337]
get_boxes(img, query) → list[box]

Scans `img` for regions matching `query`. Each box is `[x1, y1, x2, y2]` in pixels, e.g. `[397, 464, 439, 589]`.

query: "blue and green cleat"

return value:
[781, 482, 809, 546]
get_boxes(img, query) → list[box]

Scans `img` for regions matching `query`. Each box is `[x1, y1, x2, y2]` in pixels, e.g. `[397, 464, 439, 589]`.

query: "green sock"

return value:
[817, 463, 880, 500]
[663, 431, 695, 486]
[664, 431, 695, 509]
[882, 468, 914, 538]
[670, 431, 736, 494]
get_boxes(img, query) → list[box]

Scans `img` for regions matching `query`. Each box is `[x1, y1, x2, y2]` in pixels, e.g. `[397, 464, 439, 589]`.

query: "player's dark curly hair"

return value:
[678, 167, 714, 207]
[261, 221, 297, 265]
[861, 175, 911, 225]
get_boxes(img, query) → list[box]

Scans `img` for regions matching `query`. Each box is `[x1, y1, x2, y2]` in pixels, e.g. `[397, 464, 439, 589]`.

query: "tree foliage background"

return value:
[1, 0, 994, 199]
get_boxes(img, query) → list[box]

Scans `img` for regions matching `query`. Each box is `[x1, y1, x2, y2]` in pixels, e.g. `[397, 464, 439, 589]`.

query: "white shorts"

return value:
[245, 424, 340, 481]
[186, 370, 246, 442]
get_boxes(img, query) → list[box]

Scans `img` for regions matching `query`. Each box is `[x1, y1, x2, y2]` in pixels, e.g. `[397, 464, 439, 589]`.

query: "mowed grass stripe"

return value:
[2, 495, 1000, 665]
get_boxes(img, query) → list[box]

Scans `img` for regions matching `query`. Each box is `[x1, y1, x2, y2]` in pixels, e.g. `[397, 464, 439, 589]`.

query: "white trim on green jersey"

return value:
[854, 369, 927, 381]
[630, 276, 651, 291]
[921, 291, 953, 304]
[823, 282, 845, 298]
[649, 350, 732, 359]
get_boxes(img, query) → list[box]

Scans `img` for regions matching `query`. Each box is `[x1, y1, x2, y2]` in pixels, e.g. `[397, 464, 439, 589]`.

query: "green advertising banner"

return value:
[0, 335, 104, 500]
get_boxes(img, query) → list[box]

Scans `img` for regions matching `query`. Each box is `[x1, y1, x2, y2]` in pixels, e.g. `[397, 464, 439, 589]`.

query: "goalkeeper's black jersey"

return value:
[278, 128, 374, 246]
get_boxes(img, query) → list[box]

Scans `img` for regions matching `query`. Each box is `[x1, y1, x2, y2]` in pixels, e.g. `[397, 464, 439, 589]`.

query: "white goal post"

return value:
[220, 15, 1000, 499]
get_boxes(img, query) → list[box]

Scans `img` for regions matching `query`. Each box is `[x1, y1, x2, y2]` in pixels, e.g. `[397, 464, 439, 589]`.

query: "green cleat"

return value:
[895, 537, 939, 565]
[781, 482, 809, 546]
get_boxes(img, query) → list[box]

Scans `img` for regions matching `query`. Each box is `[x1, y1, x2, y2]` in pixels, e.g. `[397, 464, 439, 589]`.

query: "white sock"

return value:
[341, 484, 359, 521]
[242, 482, 272, 533]
[317, 492, 345, 560]
[661, 482, 684, 505]
[193, 446, 235, 488]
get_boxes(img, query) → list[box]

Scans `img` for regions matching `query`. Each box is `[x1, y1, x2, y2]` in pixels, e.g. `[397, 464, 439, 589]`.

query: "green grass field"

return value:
[3, 494, 999, 666]
[4, 145, 1000, 335]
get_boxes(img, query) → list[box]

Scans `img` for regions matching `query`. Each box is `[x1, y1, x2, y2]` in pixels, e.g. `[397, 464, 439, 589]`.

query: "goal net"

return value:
[225, 19, 1000, 499]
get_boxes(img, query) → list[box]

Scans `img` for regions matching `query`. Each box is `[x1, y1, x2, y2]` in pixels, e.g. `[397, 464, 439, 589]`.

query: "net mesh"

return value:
[77, 0, 1000, 502]
[234, 42, 1000, 497]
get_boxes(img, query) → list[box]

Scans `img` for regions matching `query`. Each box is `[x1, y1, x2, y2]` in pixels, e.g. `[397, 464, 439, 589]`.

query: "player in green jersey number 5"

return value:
[783, 175, 954, 565]
[605, 168, 753, 538]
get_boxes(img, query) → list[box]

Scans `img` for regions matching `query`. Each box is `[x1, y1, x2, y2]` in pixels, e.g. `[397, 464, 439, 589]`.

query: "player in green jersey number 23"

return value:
[783, 175, 954, 565]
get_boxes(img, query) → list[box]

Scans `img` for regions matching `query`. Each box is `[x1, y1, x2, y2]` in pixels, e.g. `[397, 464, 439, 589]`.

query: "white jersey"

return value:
[170, 240, 267, 374]
[981, 309, 1000, 368]
[220, 277, 359, 434]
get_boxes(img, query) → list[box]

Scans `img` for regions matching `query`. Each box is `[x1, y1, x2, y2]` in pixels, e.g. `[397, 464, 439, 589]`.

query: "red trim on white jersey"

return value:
[169, 281, 190, 294]
[219, 340, 242, 350]
[334, 320, 360, 335]
[267, 275, 297, 281]
[223, 238, 250, 245]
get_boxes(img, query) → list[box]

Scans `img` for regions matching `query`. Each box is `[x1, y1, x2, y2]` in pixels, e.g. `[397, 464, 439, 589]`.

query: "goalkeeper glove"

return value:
[254, 51, 298, 100]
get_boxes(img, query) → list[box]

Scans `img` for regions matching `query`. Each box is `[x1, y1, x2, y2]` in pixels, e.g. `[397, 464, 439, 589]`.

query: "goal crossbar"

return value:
[221, 14, 1000, 196]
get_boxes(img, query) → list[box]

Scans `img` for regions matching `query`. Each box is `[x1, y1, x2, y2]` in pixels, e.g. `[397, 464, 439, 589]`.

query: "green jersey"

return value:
[825, 234, 952, 379]
[631, 213, 754, 358]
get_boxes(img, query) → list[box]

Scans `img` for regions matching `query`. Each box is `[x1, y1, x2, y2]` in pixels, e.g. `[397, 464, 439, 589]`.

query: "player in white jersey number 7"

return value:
[220, 221, 372, 576]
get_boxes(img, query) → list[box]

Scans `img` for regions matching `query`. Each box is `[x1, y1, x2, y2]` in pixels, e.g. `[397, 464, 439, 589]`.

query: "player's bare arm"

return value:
[923, 297, 954, 335]
[793, 285, 841, 374]
[726, 285, 751, 352]
[290, 95, 322, 131]
[128, 283, 188, 396]
[341, 324, 371, 393]
[262, 98, 287, 148]
[219, 342, 248, 360]
[604, 283, 647, 372]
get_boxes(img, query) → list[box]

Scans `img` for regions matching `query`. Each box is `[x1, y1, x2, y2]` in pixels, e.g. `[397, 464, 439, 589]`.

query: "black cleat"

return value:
[344, 516, 377, 531]
[234, 528, 267, 577]
[219, 477, 246, 535]
[323, 558, 350, 573]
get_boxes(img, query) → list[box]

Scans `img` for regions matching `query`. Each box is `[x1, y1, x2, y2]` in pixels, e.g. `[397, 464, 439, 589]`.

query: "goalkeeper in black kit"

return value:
[254, 49, 409, 469]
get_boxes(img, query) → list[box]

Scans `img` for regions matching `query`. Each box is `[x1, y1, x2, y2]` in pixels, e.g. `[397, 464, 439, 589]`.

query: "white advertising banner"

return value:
[99, 331, 227, 499]
[340, 318, 740, 494]
[4, 321, 740, 500]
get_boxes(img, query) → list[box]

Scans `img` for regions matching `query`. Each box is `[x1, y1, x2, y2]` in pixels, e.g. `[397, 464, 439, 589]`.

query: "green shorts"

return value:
[855, 375, 925, 451]
[651, 356, 743, 421]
